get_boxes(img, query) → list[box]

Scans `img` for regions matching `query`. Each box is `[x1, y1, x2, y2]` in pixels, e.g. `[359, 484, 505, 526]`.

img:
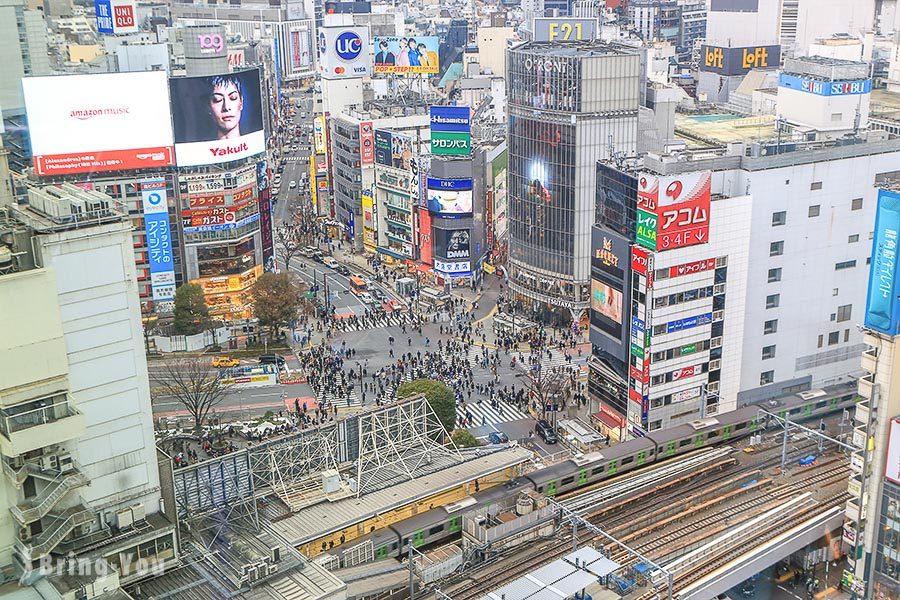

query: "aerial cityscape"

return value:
[0, 0, 898, 599]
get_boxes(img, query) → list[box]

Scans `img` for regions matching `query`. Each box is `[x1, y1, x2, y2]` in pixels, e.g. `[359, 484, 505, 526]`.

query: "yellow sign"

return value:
[594, 237, 619, 268]
[309, 154, 318, 209]
[483, 262, 496, 275]
[314, 115, 327, 155]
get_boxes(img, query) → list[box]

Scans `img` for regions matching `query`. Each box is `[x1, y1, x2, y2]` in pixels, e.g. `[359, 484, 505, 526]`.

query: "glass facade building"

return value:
[506, 43, 640, 323]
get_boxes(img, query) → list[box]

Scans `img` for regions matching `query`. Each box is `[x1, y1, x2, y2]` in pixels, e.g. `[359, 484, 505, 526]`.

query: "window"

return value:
[762, 345, 776, 360]
[818, 334, 823, 348]
[852, 197, 863, 211]
[760, 371, 775, 385]
[849, 234, 859, 243]
[770, 241, 784, 256]
[764, 319, 778, 334]
[835, 260, 857, 270]
[845, 328, 851, 342]
[831, 113, 843, 122]
[834, 288, 839, 296]
[828, 331, 840, 345]
[766, 294, 780, 309]
[809, 205, 820, 217]
[768, 268, 782, 282]
[837, 304, 852, 323]
[810, 181, 823, 191]
[772, 211, 786, 226]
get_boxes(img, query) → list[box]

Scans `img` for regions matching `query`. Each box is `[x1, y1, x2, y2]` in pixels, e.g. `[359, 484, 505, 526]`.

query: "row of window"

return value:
[652, 285, 715, 309]
[771, 197, 863, 226]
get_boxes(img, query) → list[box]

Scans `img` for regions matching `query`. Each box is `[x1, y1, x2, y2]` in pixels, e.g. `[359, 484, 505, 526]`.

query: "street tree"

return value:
[519, 363, 571, 420]
[451, 429, 481, 448]
[276, 225, 302, 272]
[397, 379, 456, 435]
[151, 357, 231, 434]
[173, 283, 209, 335]
[253, 272, 304, 337]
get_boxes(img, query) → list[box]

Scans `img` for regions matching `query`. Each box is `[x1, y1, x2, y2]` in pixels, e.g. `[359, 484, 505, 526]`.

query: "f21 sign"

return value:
[636, 171, 711, 252]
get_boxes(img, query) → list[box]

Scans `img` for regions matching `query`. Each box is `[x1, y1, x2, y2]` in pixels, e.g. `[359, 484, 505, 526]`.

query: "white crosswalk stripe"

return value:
[333, 312, 419, 331]
[459, 398, 529, 427]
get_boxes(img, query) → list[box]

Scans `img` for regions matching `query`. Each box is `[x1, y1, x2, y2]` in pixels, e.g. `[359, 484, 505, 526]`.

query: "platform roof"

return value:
[481, 547, 620, 600]
[264, 446, 533, 546]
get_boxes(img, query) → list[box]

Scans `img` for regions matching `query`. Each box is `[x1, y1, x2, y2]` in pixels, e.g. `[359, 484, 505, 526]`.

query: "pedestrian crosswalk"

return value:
[332, 311, 419, 331]
[459, 398, 530, 427]
[283, 155, 309, 162]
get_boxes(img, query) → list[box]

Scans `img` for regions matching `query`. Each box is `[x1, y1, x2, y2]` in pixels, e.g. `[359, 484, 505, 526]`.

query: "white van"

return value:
[322, 256, 339, 268]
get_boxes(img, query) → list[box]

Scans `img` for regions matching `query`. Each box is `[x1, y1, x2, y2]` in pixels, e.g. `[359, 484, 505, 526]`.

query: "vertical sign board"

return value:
[141, 178, 176, 309]
[360, 121, 374, 164]
[886, 418, 900, 484]
[95, 0, 114, 34]
[865, 189, 900, 335]
[636, 172, 711, 252]
[430, 106, 471, 156]
[257, 161, 275, 271]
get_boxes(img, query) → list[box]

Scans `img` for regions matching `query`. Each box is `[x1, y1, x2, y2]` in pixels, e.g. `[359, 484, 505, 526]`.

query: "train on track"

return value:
[320, 383, 858, 565]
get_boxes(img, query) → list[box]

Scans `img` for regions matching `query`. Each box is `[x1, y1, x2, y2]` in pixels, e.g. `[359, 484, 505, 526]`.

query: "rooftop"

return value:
[262, 445, 533, 547]
[511, 41, 638, 58]
[674, 112, 778, 147]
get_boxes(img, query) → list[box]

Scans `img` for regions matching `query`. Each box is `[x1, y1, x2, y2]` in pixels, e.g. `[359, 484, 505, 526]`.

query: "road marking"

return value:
[777, 585, 804, 600]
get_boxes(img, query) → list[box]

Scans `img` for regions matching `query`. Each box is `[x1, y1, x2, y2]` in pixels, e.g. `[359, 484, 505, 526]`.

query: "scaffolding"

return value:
[355, 395, 462, 496]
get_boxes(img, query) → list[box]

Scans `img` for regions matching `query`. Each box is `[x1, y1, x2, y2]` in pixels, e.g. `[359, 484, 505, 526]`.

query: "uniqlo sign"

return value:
[636, 171, 711, 252]
[96, 0, 138, 34]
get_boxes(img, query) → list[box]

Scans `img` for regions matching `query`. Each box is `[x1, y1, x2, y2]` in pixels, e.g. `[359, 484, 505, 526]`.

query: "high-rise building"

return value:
[0, 188, 176, 578]
[506, 42, 640, 325]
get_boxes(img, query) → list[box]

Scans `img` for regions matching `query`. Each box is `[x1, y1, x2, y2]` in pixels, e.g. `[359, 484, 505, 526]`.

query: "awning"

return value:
[593, 411, 623, 430]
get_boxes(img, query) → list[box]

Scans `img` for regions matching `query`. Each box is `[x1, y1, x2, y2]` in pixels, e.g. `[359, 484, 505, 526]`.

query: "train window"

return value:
[561, 476, 575, 486]
[815, 401, 827, 410]
[592, 467, 604, 476]
[429, 525, 443, 535]
[679, 439, 691, 447]
[708, 430, 719, 439]
[735, 422, 747, 431]
[622, 456, 633, 466]
[537, 486, 543, 493]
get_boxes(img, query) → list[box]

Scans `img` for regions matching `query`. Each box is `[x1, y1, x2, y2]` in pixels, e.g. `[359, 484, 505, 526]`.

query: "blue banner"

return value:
[865, 189, 900, 334]
[427, 177, 473, 191]
[778, 73, 872, 96]
[141, 179, 175, 304]
[429, 106, 471, 133]
[94, 0, 114, 34]
[666, 312, 713, 334]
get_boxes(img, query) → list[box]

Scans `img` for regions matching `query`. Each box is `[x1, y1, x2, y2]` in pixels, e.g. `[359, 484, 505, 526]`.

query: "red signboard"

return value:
[629, 387, 642, 404]
[360, 121, 375, 165]
[182, 200, 251, 227]
[631, 245, 649, 275]
[188, 194, 226, 208]
[668, 258, 716, 279]
[636, 171, 712, 252]
[600, 404, 626, 428]
[418, 206, 433, 265]
[630, 365, 643, 381]
[34, 146, 174, 176]
[672, 365, 701, 381]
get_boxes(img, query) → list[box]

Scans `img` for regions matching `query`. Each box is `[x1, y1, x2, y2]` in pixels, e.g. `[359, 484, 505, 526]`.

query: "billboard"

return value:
[418, 207, 433, 265]
[434, 259, 471, 275]
[170, 68, 265, 167]
[95, 0, 138, 35]
[430, 105, 471, 156]
[257, 161, 274, 271]
[591, 280, 624, 325]
[532, 18, 597, 42]
[669, 258, 716, 278]
[313, 115, 327, 155]
[434, 228, 470, 260]
[360, 121, 375, 164]
[666, 312, 713, 334]
[318, 26, 371, 79]
[24, 71, 174, 176]
[426, 178, 473, 216]
[710, 0, 759, 10]
[778, 73, 872, 97]
[374, 129, 414, 170]
[373, 36, 439, 75]
[700, 45, 780, 76]
[141, 178, 176, 307]
[290, 27, 313, 70]
[362, 192, 376, 250]
[864, 189, 900, 335]
[325, 1, 372, 13]
[886, 419, 900, 484]
[636, 171, 711, 252]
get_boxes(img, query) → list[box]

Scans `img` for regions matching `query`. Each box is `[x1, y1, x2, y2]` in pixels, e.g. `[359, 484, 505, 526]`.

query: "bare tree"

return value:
[151, 357, 232, 434]
[519, 362, 571, 421]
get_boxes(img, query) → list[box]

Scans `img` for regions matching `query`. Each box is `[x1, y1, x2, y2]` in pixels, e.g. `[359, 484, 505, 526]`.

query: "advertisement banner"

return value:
[360, 121, 375, 164]
[700, 45, 780, 76]
[95, 0, 137, 35]
[532, 17, 597, 42]
[669, 258, 717, 278]
[188, 194, 226, 208]
[778, 73, 872, 97]
[666, 312, 713, 334]
[430, 106, 471, 133]
[672, 365, 703, 381]
[374, 36, 439, 74]
[313, 115, 327, 155]
[864, 189, 900, 334]
[591, 280, 624, 324]
[434, 228, 470, 260]
[636, 171, 711, 251]
[418, 207, 433, 265]
[141, 178, 176, 306]
[170, 68, 265, 167]
[362, 192, 376, 250]
[426, 177, 473, 216]
[631, 245, 650, 276]
[24, 71, 174, 176]
[887, 418, 900, 484]
[374, 129, 414, 171]
[432, 131, 471, 156]
[290, 27, 312, 70]
[257, 161, 274, 271]
[434, 259, 471, 275]
[318, 26, 371, 79]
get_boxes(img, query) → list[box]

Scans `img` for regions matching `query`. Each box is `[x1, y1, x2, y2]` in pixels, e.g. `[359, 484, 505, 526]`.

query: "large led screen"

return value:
[170, 68, 265, 167]
[23, 71, 175, 176]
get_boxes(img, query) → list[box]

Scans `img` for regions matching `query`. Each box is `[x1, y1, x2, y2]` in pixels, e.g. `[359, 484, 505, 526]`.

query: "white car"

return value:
[289, 181, 297, 189]
[358, 292, 375, 305]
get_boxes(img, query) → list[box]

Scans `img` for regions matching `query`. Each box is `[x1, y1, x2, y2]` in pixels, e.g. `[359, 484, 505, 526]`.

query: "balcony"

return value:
[10, 469, 90, 525]
[857, 372, 874, 400]
[860, 346, 878, 373]
[0, 396, 85, 457]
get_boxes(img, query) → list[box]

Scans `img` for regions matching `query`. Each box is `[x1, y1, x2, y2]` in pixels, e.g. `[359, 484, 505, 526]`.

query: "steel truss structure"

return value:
[248, 425, 347, 511]
[355, 395, 462, 496]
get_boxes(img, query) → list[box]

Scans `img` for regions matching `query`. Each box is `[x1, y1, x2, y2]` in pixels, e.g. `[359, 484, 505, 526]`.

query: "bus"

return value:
[349, 276, 367, 295]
